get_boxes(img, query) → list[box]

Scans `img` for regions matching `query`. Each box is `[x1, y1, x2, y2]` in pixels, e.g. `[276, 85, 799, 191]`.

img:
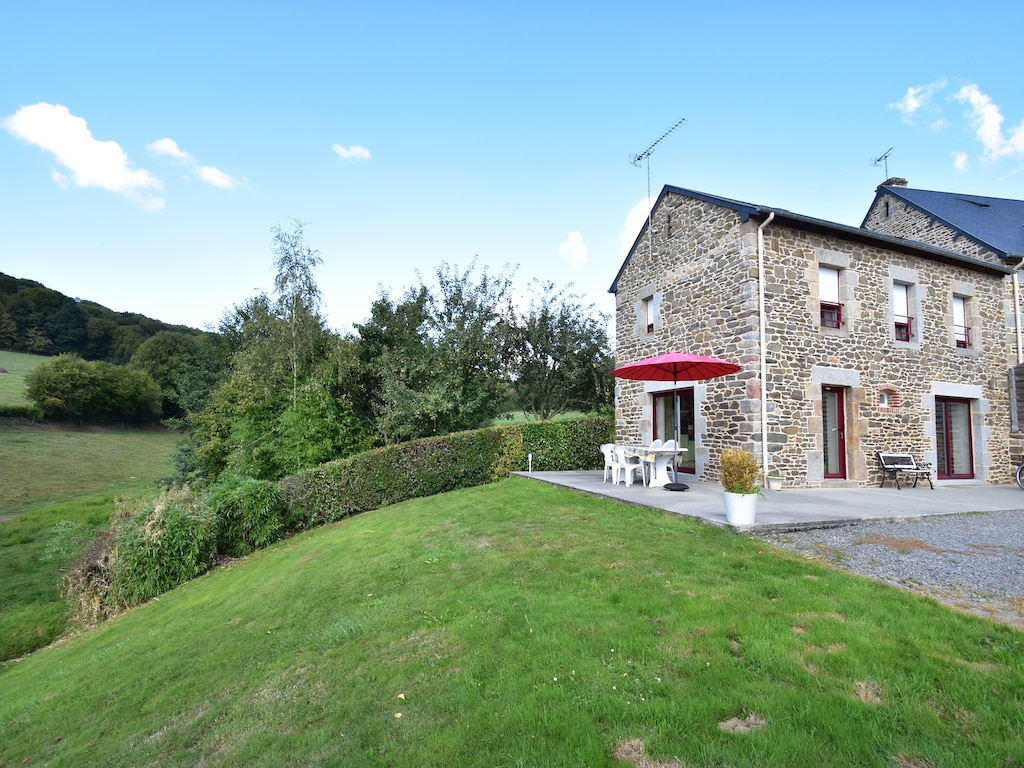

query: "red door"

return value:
[935, 397, 973, 479]
[653, 389, 695, 473]
[822, 386, 846, 479]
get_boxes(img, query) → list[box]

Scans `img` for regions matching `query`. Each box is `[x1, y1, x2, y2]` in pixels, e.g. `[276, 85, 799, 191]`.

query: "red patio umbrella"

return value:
[611, 351, 741, 489]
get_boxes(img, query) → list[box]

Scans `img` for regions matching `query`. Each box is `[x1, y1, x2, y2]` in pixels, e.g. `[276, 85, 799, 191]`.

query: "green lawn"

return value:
[0, 349, 46, 407]
[1, 477, 1020, 767]
[0, 422, 181, 661]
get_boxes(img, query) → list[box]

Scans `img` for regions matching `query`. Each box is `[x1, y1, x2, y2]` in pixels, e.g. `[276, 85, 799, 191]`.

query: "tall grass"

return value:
[1, 478, 1021, 767]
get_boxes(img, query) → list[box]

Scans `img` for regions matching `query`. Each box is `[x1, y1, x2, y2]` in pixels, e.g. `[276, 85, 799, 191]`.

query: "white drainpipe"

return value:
[1014, 256, 1024, 364]
[757, 212, 775, 483]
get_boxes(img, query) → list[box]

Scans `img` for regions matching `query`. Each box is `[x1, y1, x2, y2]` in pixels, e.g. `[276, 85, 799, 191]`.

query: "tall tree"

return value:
[352, 286, 432, 444]
[271, 220, 323, 411]
[181, 223, 371, 482]
[423, 260, 514, 433]
[129, 331, 201, 418]
[0, 312, 16, 349]
[510, 280, 614, 420]
[353, 260, 515, 442]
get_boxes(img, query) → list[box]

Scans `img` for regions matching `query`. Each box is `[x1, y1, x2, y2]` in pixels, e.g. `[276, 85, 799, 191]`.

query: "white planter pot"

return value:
[723, 490, 758, 526]
[766, 476, 783, 491]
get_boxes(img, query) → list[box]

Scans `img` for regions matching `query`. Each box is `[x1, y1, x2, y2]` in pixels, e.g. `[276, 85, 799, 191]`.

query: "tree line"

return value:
[22, 222, 614, 484]
[0, 272, 203, 363]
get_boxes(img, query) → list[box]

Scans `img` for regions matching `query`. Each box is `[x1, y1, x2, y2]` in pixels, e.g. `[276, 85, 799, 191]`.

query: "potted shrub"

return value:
[720, 447, 761, 525]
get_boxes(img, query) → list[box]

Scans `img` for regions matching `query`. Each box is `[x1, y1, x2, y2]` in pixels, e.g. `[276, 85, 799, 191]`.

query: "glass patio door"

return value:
[936, 397, 973, 479]
[822, 386, 846, 479]
[653, 389, 695, 473]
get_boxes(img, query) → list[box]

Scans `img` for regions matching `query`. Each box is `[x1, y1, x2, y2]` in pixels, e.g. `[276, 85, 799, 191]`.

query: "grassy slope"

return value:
[0, 424, 181, 515]
[1, 478, 1021, 767]
[0, 350, 46, 407]
[0, 423, 180, 661]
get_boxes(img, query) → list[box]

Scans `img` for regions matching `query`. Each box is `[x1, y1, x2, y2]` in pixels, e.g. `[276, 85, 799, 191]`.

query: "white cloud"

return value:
[558, 231, 588, 266]
[954, 84, 1024, 162]
[148, 136, 240, 188]
[196, 165, 236, 188]
[889, 78, 947, 123]
[951, 151, 969, 172]
[332, 143, 372, 162]
[147, 137, 195, 164]
[2, 102, 164, 210]
[621, 197, 654, 254]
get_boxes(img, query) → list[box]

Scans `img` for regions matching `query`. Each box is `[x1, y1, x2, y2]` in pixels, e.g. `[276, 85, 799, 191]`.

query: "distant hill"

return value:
[0, 272, 204, 364]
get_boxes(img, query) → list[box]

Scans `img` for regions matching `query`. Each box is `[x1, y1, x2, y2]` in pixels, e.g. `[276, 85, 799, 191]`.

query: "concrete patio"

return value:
[518, 471, 1024, 533]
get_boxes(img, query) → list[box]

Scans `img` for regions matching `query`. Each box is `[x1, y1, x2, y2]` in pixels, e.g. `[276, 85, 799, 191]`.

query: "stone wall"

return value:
[613, 195, 759, 480]
[614, 190, 1014, 486]
[863, 192, 1003, 265]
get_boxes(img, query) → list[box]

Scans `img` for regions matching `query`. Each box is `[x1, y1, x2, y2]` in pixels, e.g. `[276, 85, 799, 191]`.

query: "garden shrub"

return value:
[110, 488, 216, 607]
[207, 476, 286, 556]
[719, 447, 761, 494]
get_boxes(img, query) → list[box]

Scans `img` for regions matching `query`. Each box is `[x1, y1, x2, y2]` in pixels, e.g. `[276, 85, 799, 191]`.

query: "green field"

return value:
[0, 421, 180, 661]
[1, 477, 1021, 767]
[0, 423, 182, 515]
[0, 349, 46, 407]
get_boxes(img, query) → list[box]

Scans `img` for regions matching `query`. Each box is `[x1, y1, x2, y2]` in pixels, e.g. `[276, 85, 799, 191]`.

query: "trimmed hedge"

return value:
[60, 413, 612, 623]
[281, 413, 613, 528]
[0, 404, 42, 419]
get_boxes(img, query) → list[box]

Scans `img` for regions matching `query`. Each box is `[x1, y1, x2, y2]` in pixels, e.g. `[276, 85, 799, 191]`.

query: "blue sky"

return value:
[3, 1, 1023, 335]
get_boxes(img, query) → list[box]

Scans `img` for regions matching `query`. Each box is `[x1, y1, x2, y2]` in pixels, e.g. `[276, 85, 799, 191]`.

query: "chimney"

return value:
[882, 177, 908, 187]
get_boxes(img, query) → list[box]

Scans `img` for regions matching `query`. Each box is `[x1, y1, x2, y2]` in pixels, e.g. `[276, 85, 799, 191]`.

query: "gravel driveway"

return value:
[755, 510, 1024, 630]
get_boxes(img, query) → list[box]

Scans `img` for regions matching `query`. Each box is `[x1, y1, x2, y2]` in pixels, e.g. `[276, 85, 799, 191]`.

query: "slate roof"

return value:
[862, 185, 1024, 261]
[609, 185, 1012, 294]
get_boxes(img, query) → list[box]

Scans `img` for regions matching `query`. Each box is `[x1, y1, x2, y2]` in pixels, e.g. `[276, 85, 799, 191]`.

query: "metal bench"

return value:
[877, 452, 934, 490]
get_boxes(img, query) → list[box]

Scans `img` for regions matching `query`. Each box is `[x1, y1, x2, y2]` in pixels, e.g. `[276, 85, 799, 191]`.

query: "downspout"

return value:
[1014, 255, 1024, 364]
[757, 212, 775, 484]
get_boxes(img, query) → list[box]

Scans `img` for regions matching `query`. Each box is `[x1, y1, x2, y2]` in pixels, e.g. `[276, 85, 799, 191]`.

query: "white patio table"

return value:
[621, 445, 688, 486]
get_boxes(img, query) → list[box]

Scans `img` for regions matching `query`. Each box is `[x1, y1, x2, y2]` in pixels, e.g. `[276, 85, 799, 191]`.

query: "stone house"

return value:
[609, 181, 1024, 487]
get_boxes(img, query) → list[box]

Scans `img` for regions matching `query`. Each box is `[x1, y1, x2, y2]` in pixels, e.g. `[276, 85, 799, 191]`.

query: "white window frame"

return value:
[953, 295, 970, 349]
[888, 267, 920, 347]
[641, 295, 655, 334]
[819, 266, 842, 329]
[892, 282, 913, 341]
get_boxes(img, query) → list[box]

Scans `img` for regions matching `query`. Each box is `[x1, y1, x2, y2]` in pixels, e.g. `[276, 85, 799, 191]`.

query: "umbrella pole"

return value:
[673, 387, 679, 483]
[664, 376, 688, 491]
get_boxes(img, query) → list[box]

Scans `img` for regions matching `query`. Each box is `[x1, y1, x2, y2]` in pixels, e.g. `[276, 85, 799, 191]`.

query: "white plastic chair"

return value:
[651, 439, 677, 484]
[600, 443, 615, 482]
[613, 446, 645, 487]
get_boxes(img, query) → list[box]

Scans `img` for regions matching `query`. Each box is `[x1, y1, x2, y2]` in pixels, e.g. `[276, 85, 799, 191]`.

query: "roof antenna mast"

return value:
[630, 117, 685, 261]
[871, 147, 894, 177]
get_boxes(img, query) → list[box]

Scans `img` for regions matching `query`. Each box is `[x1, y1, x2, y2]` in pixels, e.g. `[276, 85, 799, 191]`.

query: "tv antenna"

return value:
[630, 117, 685, 261]
[871, 147, 893, 177]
